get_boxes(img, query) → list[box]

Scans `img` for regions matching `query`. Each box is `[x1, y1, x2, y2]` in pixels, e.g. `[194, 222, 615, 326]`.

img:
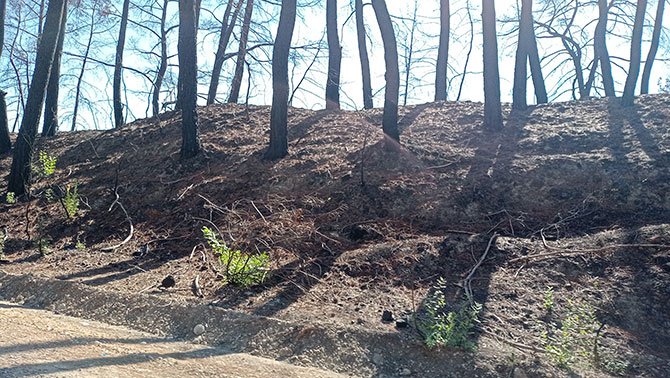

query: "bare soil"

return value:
[1, 95, 669, 377]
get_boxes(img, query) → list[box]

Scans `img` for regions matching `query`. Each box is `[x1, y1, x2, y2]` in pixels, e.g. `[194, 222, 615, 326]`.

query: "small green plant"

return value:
[44, 188, 55, 203]
[542, 300, 601, 368]
[62, 182, 79, 219]
[36, 237, 51, 256]
[35, 150, 57, 177]
[202, 226, 270, 287]
[543, 287, 555, 311]
[421, 278, 482, 350]
[5, 192, 16, 204]
[75, 241, 86, 250]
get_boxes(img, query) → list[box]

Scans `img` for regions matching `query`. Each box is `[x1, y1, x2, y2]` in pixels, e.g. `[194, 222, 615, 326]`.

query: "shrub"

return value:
[202, 226, 270, 287]
[36, 150, 57, 177]
[62, 182, 79, 219]
[5, 192, 16, 204]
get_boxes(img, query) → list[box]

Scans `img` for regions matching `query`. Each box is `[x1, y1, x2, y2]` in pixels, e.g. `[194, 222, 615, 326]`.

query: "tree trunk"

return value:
[71, 5, 96, 131]
[42, 2, 67, 137]
[152, 0, 169, 115]
[207, 0, 243, 105]
[435, 0, 450, 101]
[482, 0, 503, 130]
[265, 0, 297, 160]
[227, 0, 254, 104]
[0, 0, 11, 154]
[178, 0, 201, 158]
[594, 0, 615, 97]
[621, 0, 647, 107]
[7, 0, 65, 196]
[355, 0, 373, 109]
[513, 0, 547, 110]
[372, 0, 400, 143]
[325, 0, 342, 109]
[113, 0, 130, 128]
[640, 0, 664, 94]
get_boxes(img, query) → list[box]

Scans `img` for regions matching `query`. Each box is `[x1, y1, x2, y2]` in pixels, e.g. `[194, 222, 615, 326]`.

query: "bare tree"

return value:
[228, 0, 254, 103]
[325, 0, 342, 109]
[0, 0, 11, 153]
[207, 0, 243, 105]
[482, 0, 503, 130]
[113, 0, 130, 128]
[593, 0, 615, 97]
[265, 0, 297, 159]
[42, 1, 68, 137]
[7, 0, 65, 195]
[152, 0, 170, 115]
[435, 0, 450, 101]
[640, 0, 665, 94]
[513, 0, 547, 109]
[372, 0, 400, 143]
[355, 0, 373, 109]
[621, 0, 647, 106]
[179, 0, 201, 158]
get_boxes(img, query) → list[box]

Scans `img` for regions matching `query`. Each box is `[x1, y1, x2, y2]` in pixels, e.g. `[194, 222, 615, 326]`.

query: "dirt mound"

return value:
[1, 95, 669, 376]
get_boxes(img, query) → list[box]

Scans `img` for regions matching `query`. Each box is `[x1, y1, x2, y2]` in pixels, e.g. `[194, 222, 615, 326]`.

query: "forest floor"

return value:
[1, 95, 670, 377]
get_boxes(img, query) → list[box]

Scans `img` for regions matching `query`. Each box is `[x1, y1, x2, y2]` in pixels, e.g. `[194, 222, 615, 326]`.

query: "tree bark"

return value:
[7, 0, 65, 195]
[594, 0, 615, 97]
[355, 0, 373, 109]
[640, 0, 665, 94]
[179, 0, 201, 158]
[325, 0, 342, 109]
[113, 0, 130, 128]
[482, 0, 503, 130]
[0, 0, 11, 154]
[265, 0, 297, 160]
[42, 2, 68, 137]
[372, 0, 400, 143]
[621, 0, 647, 107]
[527, 10, 547, 104]
[435, 0, 450, 101]
[71, 5, 96, 131]
[207, 0, 243, 105]
[227, 0, 254, 103]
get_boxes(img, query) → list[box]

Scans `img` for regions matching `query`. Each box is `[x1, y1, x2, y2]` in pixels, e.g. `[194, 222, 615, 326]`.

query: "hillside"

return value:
[1, 95, 669, 377]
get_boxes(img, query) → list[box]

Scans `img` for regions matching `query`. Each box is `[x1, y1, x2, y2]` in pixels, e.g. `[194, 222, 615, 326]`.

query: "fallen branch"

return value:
[101, 170, 134, 252]
[462, 233, 498, 303]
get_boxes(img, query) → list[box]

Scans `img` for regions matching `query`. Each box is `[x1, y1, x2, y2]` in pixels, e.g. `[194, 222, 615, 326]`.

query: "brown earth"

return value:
[1, 95, 670, 376]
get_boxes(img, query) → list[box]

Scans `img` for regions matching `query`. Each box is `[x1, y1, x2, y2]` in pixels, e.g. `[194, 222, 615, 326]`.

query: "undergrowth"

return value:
[202, 226, 270, 287]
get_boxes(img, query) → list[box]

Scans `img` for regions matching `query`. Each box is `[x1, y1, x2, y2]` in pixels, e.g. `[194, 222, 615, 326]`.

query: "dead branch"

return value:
[462, 233, 498, 303]
[101, 170, 134, 252]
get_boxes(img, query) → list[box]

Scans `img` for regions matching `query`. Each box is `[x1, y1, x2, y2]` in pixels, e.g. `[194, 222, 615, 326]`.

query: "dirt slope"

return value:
[1, 95, 669, 376]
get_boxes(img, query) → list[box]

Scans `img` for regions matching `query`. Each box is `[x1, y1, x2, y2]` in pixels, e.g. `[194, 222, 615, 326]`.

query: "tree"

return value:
[152, 0, 170, 115]
[512, 0, 547, 110]
[435, 0, 450, 101]
[113, 0, 130, 128]
[207, 0, 243, 105]
[227, 0, 254, 104]
[0, 0, 11, 153]
[42, 2, 68, 137]
[7, 0, 66, 195]
[265, 0, 297, 160]
[179, 0, 201, 158]
[355, 0, 373, 109]
[325, 0, 341, 109]
[372, 0, 400, 143]
[482, 0, 503, 130]
[621, 0, 647, 107]
[594, 0, 615, 97]
[640, 0, 665, 94]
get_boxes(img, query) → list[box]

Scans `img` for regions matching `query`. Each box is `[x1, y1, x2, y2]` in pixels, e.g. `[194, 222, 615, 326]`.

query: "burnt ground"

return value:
[1, 95, 669, 377]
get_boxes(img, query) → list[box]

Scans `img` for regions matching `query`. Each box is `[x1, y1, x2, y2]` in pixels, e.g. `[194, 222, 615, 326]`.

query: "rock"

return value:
[193, 324, 206, 336]
[398, 368, 412, 376]
[395, 318, 409, 329]
[160, 275, 176, 289]
[381, 310, 394, 322]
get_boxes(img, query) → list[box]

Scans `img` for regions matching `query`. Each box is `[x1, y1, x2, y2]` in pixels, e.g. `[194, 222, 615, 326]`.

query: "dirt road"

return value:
[0, 302, 346, 378]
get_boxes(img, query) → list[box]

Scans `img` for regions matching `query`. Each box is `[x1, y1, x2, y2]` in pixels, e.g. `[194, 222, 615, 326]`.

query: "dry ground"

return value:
[1, 95, 670, 376]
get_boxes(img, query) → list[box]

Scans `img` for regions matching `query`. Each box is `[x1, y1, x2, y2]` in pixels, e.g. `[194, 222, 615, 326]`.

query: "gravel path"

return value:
[0, 301, 346, 378]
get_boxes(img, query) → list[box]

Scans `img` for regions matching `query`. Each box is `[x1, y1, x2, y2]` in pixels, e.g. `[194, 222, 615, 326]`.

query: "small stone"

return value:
[381, 310, 394, 322]
[372, 353, 384, 365]
[160, 275, 176, 289]
[193, 324, 206, 336]
[398, 368, 412, 376]
[395, 318, 409, 329]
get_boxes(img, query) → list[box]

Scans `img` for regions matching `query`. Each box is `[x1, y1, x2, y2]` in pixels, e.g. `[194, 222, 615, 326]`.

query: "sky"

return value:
[2, 0, 669, 131]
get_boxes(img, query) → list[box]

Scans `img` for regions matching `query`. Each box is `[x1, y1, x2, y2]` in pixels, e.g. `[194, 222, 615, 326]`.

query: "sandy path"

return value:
[0, 302, 347, 378]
